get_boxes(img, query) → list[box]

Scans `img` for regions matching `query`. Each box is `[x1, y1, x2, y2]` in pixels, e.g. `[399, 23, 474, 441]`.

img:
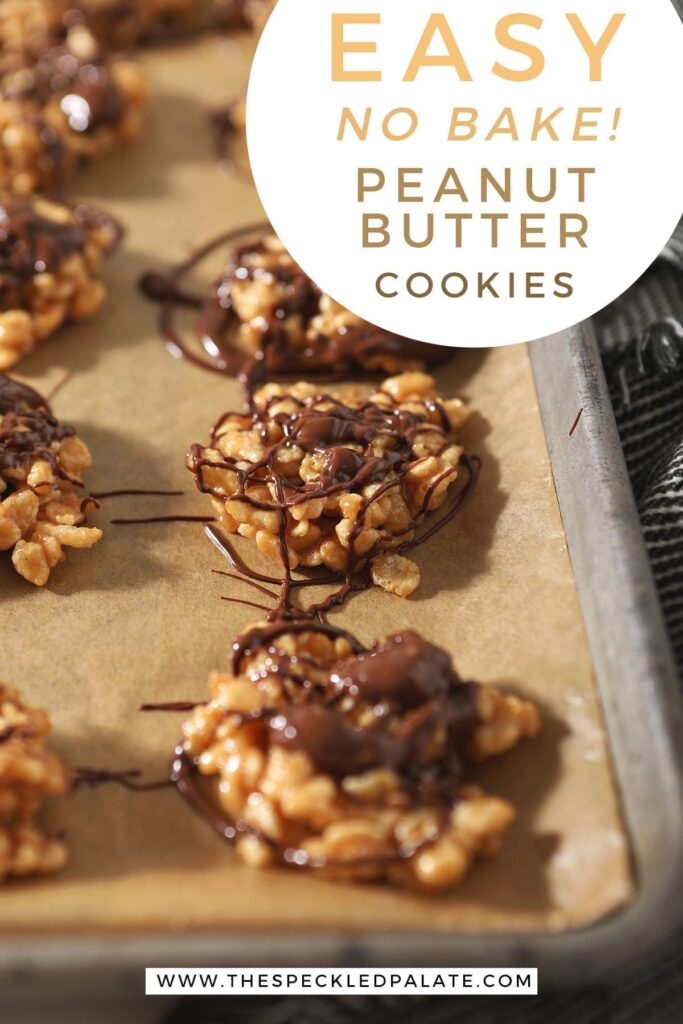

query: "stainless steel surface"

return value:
[2, 326, 683, 995]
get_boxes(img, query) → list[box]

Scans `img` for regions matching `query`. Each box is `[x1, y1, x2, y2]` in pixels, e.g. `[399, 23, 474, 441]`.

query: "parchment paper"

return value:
[0, 35, 633, 936]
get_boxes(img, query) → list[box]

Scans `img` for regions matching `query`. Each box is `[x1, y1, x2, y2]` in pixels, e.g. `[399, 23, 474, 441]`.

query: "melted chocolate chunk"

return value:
[329, 630, 458, 709]
[319, 447, 380, 489]
[3, 46, 126, 134]
[269, 704, 392, 777]
[262, 629, 479, 779]
[230, 621, 479, 782]
[0, 196, 86, 307]
[61, 67, 125, 133]
[0, 375, 48, 416]
[0, 372, 76, 482]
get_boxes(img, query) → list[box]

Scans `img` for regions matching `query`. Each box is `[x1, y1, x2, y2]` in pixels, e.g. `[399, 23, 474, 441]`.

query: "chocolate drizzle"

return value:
[111, 514, 215, 525]
[140, 226, 452, 388]
[1, 196, 82, 306]
[189, 381, 480, 620]
[140, 701, 200, 713]
[92, 488, 184, 499]
[175, 367, 481, 867]
[140, 233, 478, 874]
[173, 623, 480, 870]
[0, 375, 47, 416]
[0, 373, 80, 489]
[74, 767, 172, 792]
[0, 196, 121, 306]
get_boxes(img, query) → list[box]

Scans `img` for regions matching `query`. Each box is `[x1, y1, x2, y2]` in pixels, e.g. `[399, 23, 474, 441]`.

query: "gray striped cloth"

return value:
[598, 224, 683, 676]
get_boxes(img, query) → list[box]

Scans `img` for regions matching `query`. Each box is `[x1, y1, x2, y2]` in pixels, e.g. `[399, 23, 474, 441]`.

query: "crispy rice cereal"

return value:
[193, 234, 450, 379]
[178, 624, 540, 890]
[0, 16, 147, 194]
[0, 193, 120, 369]
[71, 0, 242, 47]
[0, 375, 101, 585]
[0, 0, 250, 57]
[187, 372, 472, 598]
[0, 682, 71, 881]
[0, 1, 64, 70]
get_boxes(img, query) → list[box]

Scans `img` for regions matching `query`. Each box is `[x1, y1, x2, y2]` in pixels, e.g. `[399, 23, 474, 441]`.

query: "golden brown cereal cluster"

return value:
[0, 1, 64, 68]
[187, 372, 471, 599]
[0, 375, 101, 585]
[196, 235, 450, 379]
[0, 193, 120, 369]
[0, 13, 147, 195]
[61, 0, 243, 48]
[0, 682, 71, 882]
[178, 624, 540, 890]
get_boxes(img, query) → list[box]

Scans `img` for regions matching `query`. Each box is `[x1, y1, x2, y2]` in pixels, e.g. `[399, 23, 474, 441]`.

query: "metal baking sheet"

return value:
[4, 324, 683, 993]
[1, 33, 683, 992]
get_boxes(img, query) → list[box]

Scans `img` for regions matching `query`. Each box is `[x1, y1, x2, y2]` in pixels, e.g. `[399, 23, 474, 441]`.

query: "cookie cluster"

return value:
[188, 371, 471, 601]
[178, 624, 539, 889]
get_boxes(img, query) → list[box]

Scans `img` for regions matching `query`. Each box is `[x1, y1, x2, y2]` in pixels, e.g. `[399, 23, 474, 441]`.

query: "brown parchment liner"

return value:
[0, 36, 632, 936]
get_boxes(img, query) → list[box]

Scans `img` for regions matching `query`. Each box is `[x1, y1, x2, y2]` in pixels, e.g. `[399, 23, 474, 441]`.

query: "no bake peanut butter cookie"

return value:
[176, 622, 539, 890]
[187, 371, 473, 601]
[0, 11, 147, 194]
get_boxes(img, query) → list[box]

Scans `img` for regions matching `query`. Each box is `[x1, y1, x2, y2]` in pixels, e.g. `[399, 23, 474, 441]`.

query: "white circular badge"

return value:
[248, 1, 683, 348]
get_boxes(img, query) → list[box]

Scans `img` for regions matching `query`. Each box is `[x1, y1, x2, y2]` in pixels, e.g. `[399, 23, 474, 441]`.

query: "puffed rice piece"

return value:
[0, 682, 70, 883]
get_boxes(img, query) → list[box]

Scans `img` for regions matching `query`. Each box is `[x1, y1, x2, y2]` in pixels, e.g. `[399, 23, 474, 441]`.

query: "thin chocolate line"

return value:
[172, 741, 453, 871]
[211, 568, 279, 601]
[92, 488, 184, 499]
[139, 223, 450, 388]
[44, 369, 74, 404]
[201, 454, 478, 623]
[140, 701, 200, 713]
[569, 408, 584, 437]
[221, 596, 274, 613]
[74, 767, 173, 792]
[139, 221, 270, 377]
[110, 515, 215, 525]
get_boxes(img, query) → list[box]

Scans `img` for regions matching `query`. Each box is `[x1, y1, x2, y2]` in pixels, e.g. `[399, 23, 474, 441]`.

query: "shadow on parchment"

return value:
[18, 694, 566, 920]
